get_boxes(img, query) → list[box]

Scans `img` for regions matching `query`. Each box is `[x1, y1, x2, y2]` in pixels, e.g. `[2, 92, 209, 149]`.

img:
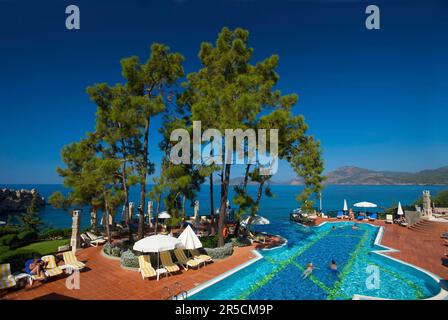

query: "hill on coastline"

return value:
[212, 166, 448, 186]
[324, 166, 448, 185]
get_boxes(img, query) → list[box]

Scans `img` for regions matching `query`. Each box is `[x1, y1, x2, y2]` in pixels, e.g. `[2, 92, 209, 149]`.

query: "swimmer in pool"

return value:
[302, 262, 314, 279]
[330, 259, 338, 272]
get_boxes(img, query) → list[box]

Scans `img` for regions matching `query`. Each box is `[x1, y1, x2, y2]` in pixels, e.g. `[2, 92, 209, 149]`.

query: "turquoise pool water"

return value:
[188, 221, 441, 300]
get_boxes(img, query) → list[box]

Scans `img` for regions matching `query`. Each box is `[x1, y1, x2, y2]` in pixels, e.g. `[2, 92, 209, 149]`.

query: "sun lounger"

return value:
[336, 211, 343, 219]
[385, 214, 393, 224]
[357, 215, 365, 221]
[0, 263, 16, 290]
[190, 249, 213, 263]
[173, 248, 202, 270]
[368, 213, 378, 221]
[62, 251, 86, 270]
[41, 255, 64, 278]
[160, 251, 181, 274]
[137, 255, 157, 280]
[81, 233, 105, 247]
[86, 231, 106, 241]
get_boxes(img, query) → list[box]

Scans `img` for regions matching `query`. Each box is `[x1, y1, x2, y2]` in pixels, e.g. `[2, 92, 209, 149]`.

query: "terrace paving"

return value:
[2, 219, 447, 300]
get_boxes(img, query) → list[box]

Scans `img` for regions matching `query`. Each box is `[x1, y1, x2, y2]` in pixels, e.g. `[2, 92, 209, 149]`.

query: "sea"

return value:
[0, 184, 445, 230]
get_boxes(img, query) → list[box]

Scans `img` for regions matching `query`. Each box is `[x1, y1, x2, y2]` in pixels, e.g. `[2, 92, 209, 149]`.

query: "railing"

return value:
[161, 282, 188, 300]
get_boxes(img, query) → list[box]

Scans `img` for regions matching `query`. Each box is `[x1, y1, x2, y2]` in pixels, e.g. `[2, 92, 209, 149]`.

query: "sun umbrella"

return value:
[0, 221, 5, 225]
[397, 201, 404, 216]
[343, 199, 348, 212]
[158, 211, 171, 219]
[133, 234, 182, 269]
[133, 234, 181, 252]
[178, 225, 203, 250]
[354, 201, 377, 215]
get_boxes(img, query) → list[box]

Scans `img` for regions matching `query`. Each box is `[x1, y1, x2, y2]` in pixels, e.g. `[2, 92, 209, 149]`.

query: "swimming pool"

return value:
[188, 221, 443, 300]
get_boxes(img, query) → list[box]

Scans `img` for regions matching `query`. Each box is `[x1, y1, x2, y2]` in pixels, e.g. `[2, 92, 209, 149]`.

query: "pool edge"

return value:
[183, 249, 263, 300]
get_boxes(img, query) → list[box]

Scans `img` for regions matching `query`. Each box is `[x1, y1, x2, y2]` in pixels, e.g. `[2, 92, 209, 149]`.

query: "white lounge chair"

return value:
[0, 263, 16, 290]
[138, 255, 157, 280]
[41, 255, 64, 278]
[62, 251, 86, 270]
[81, 233, 105, 247]
[385, 214, 393, 224]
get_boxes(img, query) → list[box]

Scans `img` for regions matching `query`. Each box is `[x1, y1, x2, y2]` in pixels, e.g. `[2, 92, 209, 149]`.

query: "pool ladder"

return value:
[162, 282, 188, 300]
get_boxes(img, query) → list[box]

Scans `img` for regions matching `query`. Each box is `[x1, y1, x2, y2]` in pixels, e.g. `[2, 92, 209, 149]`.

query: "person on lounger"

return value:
[302, 262, 314, 279]
[25, 258, 47, 279]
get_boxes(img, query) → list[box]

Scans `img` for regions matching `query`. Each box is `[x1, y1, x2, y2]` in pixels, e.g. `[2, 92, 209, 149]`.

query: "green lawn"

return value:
[17, 239, 69, 255]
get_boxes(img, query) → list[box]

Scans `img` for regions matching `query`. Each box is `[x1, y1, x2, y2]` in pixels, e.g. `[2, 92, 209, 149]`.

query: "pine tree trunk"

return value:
[104, 202, 112, 244]
[120, 143, 132, 242]
[155, 194, 162, 235]
[246, 180, 266, 234]
[243, 164, 251, 191]
[218, 163, 231, 247]
[209, 173, 215, 234]
[138, 117, 150, 239]
[90, 206, 98, 234]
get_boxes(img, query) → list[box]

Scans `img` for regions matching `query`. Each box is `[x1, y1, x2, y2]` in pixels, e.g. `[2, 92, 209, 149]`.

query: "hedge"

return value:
[0, 233, 18, 247]
[0, 249, 41, 273]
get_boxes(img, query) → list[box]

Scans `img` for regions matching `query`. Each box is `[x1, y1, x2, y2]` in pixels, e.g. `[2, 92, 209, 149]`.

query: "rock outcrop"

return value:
[0, 188, 46, 214]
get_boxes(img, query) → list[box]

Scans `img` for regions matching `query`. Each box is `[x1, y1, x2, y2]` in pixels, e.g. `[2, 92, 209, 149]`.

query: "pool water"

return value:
[188, 221, 441, 300]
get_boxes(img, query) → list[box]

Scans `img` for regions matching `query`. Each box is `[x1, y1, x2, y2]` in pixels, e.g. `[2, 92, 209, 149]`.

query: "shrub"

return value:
[0, 225, 23, 237]
[120, 249, 138, 268]
[16, 230, 38, 247]
[231, 237, 251, 247]
[0, 245, 9, 255]
[39, 228, 71, 240]
[103, 243, 122, 257]
[111, 246, 122, 257]
[103, 242, 112, 255]
[201, 235, 219, 248]
[0, 233, 18, 247]
[204, 243, 233, 260]
[0, 249, 40, 273]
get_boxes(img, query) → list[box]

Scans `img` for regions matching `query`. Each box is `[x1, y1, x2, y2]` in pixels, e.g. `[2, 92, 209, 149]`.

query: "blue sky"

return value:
[0, 0, 447, 183]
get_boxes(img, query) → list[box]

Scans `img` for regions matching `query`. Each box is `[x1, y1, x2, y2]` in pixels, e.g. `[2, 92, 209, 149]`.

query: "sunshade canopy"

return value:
[158, 211, 171, 219]
[133, 234, 181, 253]
[178, 225, 202, 249]
[343, 199, 348, 211]
[397, 201, 404, 215]
[353, 201, 377, 208]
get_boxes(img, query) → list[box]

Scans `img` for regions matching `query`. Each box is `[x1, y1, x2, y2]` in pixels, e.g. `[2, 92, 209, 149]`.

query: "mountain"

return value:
[324, 166, 448, 185]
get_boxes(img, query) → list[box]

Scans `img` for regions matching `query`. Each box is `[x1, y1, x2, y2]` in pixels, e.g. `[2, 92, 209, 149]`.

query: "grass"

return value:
[15, 239, 69, 255]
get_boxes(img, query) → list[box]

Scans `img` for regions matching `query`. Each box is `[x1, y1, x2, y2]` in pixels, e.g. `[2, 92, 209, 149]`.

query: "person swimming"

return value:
[352, 223, 359, 230]
[330, 259, 338, 272]
[302, 262, 314, 278]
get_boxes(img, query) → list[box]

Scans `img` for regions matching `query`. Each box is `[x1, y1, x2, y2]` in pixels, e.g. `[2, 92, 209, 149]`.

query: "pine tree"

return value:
[120, 43, 184, 239]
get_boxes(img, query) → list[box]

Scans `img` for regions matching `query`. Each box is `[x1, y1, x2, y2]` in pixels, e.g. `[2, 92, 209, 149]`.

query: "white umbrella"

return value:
[178, 225, 202, 249]
[343, 199, 348, 212]
[133, 234, 182, 269]
[158, 211, 171, 219]
[133, 234, 181, 252]
[0, 221, 5, 225]
[241, 215, 270, 226]
[397, 201, 404, 216]
[353, 201, 377, 208]
[354, 201, 377, 215]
